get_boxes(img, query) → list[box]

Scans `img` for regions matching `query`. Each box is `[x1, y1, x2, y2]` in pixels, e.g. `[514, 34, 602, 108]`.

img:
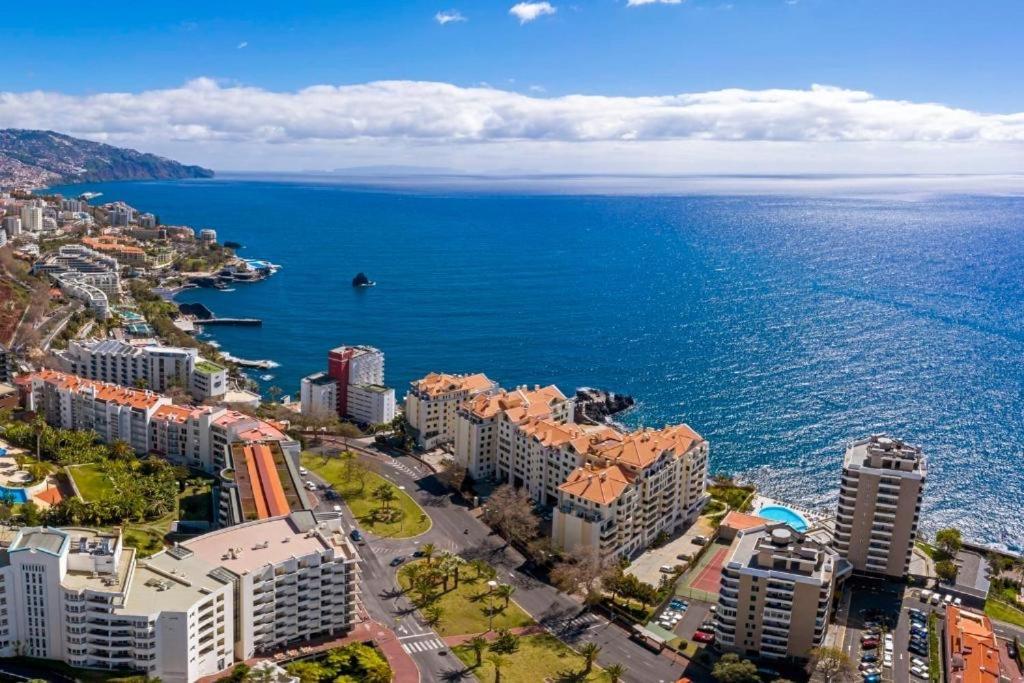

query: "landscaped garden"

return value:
[281, 643, 391, 683]
[452, 632, 615, 683]
[397, 555, 533, 636]
[301, 451, 430, 538]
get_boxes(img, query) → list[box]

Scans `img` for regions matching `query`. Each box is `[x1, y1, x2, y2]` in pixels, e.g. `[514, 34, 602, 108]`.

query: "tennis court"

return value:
[676, 540, 731, 601]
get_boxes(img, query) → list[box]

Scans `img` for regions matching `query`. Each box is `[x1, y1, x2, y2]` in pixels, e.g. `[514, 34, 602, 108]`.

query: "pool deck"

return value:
[750, 494, 830, 531]
[0, 440, 61, 508]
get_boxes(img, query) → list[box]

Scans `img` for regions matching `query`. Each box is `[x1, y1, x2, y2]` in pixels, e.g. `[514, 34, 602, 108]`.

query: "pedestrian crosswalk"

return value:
[384, 458, 419, 479]
[400, 636, 446, 654]
[556, 613, 603, 632]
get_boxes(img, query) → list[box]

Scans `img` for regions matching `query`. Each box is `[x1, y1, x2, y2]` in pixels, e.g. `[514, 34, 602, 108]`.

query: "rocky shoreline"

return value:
[574, 387, 635, 425]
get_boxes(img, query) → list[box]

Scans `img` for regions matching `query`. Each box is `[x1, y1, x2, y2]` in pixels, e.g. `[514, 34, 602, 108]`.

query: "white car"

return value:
[299, 467, 309, 475]
[954, 597, 963, 606]
[883, 653, 894, 666]
[911, 665, 928, 678]
[332, 504, 342, 512]
[911, 657, 927, 668]
[930, 593, 941, 605]
[920, 589, 933, 602]
[944, 594, 954, 604]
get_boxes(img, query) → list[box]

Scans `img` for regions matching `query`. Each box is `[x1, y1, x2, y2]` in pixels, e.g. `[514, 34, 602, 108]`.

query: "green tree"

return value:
[490, 628, 520, 654]
[606, 663, 626, 682]
[372, 483, 396, 511]
[713, 653, 760, 683]
[935, 528, 963, 557]
[20, 501, 42, 526]
[424, 605, 443, 627]
[468, 635, 488, 667]
[936, 559, 959, 582]
[421, 542, 436, 566]
[579, 641, 601, 674]
[487, 654, 507, 683]
[495, 583, 515, 608]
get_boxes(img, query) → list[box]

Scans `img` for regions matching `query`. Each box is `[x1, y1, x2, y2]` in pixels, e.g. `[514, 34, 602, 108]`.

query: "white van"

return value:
[920, 589, 933, 602]
[943, 594, 954, 604]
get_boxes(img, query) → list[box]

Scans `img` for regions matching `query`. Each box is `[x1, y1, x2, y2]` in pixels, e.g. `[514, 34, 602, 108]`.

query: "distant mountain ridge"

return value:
[0, 129, 213, 188]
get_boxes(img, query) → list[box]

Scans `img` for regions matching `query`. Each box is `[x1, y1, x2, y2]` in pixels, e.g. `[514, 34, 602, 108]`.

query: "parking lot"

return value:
[627, 516, 717, 586]
[839, 579, 939, 683]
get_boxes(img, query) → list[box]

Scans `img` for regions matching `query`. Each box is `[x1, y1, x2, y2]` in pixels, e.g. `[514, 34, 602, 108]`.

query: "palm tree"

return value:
[373, 483, 396, 510]
[32, 414, 47, 463]
[579, 642, 601, 674]
[424, 605, 443, 626]
[438, 553, 461, 591]
[487, 654, 507, 683]
[468, 635, 488, 667]
[401, 562, 424, 589]
[421, 542, 436, 566]
[605, 663, 626, 682]
[495, 583, 515, 608]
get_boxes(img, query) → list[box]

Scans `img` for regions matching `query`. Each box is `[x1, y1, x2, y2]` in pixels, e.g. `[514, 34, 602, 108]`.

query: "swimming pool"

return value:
[0, 486, 29, 504]
[757, 505, 809, 532]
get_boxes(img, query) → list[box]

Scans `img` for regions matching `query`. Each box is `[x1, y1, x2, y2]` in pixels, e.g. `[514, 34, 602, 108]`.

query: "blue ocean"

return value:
[50, 176, 1024, 545]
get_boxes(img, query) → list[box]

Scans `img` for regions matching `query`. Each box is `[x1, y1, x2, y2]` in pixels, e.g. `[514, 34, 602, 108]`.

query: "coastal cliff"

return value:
[574, 387, 635, 425]
[0, 129, 213, 188]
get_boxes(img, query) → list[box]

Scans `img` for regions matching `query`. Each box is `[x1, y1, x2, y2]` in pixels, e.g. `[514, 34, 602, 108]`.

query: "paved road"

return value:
[307, 439, 691, 683]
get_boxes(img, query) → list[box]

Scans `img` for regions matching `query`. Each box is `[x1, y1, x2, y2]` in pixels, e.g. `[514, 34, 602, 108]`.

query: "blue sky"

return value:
[2, 1, 1022, 173]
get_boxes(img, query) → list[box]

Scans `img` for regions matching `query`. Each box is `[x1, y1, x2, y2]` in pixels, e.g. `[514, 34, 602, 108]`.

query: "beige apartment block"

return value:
[404, 372, 497, 449]
[715, 524, 848, 660]
[833, 434, 926, 578]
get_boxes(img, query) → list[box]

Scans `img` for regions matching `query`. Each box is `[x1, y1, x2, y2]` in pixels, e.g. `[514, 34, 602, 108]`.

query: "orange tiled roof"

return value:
[946, 606, 1001, 683]
[32, 369, 164, 410]
[558, 464, 633, 505]
[413, 372, 494, 398]
[590, 424, 703, 468]
[82, 235, 145, 255]
[153, 404, 194, 424]
[467, 385, 566, 421]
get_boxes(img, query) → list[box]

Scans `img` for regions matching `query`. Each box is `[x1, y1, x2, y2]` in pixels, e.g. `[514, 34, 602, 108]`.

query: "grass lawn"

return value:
[707, 482, 755, 511]
[301, 452, 431, 538]
[398, 559, 534, 636]
[122, 527, 165, 558]
[453, 633, 611, 683]
[985, 597, 1024, 628]
[68, 462, 114, 501]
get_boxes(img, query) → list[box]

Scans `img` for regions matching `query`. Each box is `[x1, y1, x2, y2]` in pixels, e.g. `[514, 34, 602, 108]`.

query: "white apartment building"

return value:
[0, 513, 359, 683]
[454, 384, 573, 481]
[715, 524, 849, 660]
[404, 372, 497, 449]
[190, 360, 228, 400]
[346, 384, 395, 426]
[20, 205, 43, 231]
[299, 372, 338, 420]
[27, 369, 171, 453]
[25, 371, 299, 471]
[2, 216, 21, 238]
[551, 424, 710, 558]
[63, 340, 198, 393]
[833, 434, 927, 578]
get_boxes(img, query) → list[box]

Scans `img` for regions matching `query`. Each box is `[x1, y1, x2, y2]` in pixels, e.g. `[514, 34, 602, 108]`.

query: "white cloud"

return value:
[434, 10, 466, 25]
[2, 79, 1021, 173]
[509, 2, 556, 23]
[236, 41, 248, 49]
[627, 0, 683, 6]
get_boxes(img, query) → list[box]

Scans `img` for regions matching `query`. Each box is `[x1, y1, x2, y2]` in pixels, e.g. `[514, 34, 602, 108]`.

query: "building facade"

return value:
[326, 345, 384, 417]
[714, 524, 848, 660]
[833, 434, 926, 578]
[0, 513, 360, 683]
[63, 340, 197, 393]
[299, 372, 338, 420]
[346, 383, 395, 426]
[404, 372, 496, 449]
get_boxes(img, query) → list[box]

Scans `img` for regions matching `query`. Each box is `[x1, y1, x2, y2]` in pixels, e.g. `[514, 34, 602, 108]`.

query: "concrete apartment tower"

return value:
[833, 434, 927, 578]
[715, 524, 845, 660]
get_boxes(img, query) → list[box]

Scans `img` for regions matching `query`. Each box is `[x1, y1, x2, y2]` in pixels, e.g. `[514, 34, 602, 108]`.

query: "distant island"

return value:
[352, 272, 375, 287]
[0, 129, 213, 189]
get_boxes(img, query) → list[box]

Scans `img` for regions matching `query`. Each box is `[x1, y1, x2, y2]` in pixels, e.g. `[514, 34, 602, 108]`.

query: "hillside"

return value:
[0, 129, 213, 188]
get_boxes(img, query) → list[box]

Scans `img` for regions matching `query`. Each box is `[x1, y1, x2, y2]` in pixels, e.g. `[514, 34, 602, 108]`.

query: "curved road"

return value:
[305, 437, 690, 683]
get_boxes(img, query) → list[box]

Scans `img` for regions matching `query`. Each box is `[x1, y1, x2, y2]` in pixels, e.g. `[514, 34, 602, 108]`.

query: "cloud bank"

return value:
[435, 10, 466, 25]
[2, 79, 1020, 173]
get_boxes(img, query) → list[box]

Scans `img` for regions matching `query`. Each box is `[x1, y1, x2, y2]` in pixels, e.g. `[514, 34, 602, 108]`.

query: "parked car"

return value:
[332, 504, 342, 512]
[660, 565, 675, 574]
[911, 666, 928, 679]
[909, 645, 929, 657]
[709, 605, 717, 613]
[908, 608, 925, 619]
[677, 553, 692, 562]
[697, 625, 715, 634]
[911, 657, 927, 669]
[861, 654, 878, 663]
[692, 536, 709, 546]
[299, 467, 309, 475]
[349, 529, 363, 542]
[919, 590, 933, 602]
[863, 674, 881, 683]
[930, 593, 941, 605]
[861, 640, 879, 650]
[693, 631, 715, 644]
[860, 666, 881, 676]
[954, 597, 963, 606]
